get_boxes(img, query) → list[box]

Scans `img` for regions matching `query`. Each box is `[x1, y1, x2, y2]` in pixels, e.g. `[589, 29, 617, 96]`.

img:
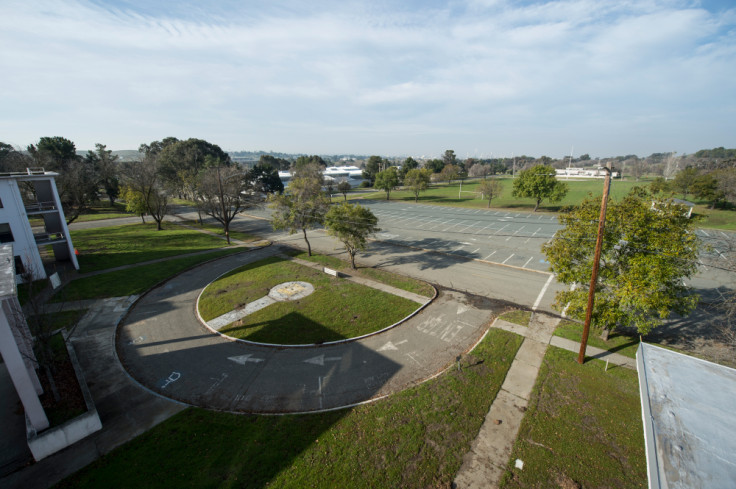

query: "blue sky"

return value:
[1, 0, 734, 159]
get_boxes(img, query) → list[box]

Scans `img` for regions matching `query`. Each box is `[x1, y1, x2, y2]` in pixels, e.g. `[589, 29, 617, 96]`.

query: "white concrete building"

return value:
[0, 169, 79, 281]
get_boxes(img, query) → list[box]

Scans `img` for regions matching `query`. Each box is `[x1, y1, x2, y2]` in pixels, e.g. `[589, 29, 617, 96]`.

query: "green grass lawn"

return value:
[71, 223, 234, 273]
[500, 347, 646, 489]
[354, 177, 736, 229]
[289, 250, 435, 297]
[54, 249, 244, 301]
[178, 219, 260, 243]
[554, 320, 640, 358]
[497, 310, 532, 327]
[55, 329, 523, 489]
[199, 257, 420, 344]
[73, 201, 135, 222]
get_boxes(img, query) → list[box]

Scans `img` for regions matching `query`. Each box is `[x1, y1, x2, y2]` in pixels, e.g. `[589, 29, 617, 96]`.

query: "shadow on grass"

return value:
[221, 311, 351, 345]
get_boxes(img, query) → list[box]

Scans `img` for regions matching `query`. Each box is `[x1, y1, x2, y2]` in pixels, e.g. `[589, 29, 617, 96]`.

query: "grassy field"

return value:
[56, 329, 523, 489]
[73, 201, 135, 222]
[199, 257, 420, 344]
[554, 320, 640, 359]
[500, 347, 646, 488]
[54, 248, 244, 301]
[289, 250, 435, 297]
[177, 219, 260, 243]
[354, 177, 736, 229]
[71, 223, 234, 272]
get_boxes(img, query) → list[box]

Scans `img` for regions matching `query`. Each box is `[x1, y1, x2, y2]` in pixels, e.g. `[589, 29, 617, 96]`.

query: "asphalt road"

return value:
[117, 245, 509, 413]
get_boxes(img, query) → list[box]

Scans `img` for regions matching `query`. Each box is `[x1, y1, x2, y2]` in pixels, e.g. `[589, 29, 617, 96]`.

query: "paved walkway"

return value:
[453, 315, 635, 488]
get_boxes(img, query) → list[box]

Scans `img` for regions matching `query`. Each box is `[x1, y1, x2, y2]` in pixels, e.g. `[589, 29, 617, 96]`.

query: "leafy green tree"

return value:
[324, 202, 380, 269]
[424, 159, 445, 173]
[0, 142, 31, 172]
[478, 178, 502, 208]
[85, 143, 120, 204]
[259, 154, 291, 171]
[404, 168, 431, 203]
[156, 138, 231, 197]
[293, 155, 327, 172]
[121, 155, 168, 230]
[692, 173, 724, 209]
[28, 136, 77, 170]
[122, 185, 148, 223]
[337, 179, 351, 201]
[362, 156, 383, 185]
[440, 164, 460, 184]
[511, 164, 568, 211]
[542, 188, 700, 335]
[672, 167, 699, 199]
[375, 167, 399, 200]
[270, 163, 328, 256]
[399, 157, 419, 182]
[649, 177, 672, 195]
[249, 162, 284, 194]
[442, 149, 457, 167]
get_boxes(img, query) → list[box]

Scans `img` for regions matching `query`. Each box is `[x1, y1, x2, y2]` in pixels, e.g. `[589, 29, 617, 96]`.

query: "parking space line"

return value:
[501, 253, 515, 264]
[474, 223, 493, 234]
[506, 225, 526, 241]
[533, 274, 555, 311]
[493, 223, 509, 236]
[484, 251, 497, 260]
[525, 227, 542, 243]
[522, 256, 533, 268]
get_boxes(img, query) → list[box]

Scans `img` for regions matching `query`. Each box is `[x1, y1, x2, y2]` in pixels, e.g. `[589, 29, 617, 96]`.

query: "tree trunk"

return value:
[224, 222, 230, 244]
[302, 228, 312, 256]
[534, 199, 540, 212]
[386, 190, 390, 201]
[156, 219, 163, 230]
[349, 251, 356, 269]
[487, 198, 491, 208]
[140, 214, 146, 224]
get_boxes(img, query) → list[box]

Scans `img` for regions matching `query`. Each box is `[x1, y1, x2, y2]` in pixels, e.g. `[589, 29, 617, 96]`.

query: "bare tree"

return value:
[121, 155, 169, 230]
[195, 158, 258, 244]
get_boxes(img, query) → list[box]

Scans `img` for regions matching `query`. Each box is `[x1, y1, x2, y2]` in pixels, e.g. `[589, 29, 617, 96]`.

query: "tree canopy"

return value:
[249, 162, 284, 194]
[374, 167, 399, 200]
[324, 202, 380, 269]
[404, 168, 431, 203]
[542, 187, 700, 335]
[478, 178, 502, 208]
[511, 164, 568, 211]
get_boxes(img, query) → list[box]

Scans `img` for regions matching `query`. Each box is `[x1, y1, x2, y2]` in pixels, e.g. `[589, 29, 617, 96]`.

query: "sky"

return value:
[1, 0, 734, 159]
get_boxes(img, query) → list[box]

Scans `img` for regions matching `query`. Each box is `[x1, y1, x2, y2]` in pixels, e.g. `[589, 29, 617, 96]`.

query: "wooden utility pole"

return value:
[578, 163, 612, 364]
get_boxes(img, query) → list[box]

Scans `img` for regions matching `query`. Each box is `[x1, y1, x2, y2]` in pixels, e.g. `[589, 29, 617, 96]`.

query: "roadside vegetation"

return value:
[500, 347, 646, 488]
[56, 329, 523, 489]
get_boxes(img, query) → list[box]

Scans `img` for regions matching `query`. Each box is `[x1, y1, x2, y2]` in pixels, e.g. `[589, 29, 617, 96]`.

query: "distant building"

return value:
[555, 167, 620, 179]
[0, 169, 79, 281]
[279, 166, 365, 188]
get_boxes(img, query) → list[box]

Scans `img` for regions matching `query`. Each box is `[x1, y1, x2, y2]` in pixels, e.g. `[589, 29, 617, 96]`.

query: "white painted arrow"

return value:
[457, 304, 470, 315]
[228, 354, 264, 365]
[378, 339, 408, 352]
[304, 354, 342, 366]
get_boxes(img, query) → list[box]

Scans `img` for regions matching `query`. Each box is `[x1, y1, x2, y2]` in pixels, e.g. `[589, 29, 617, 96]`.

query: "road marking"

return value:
[525, 227, 542, 243]
[474, 223, 493, 234]
[160, 371, 181, 389]
[484, 250, 497, 260]
[715, 248, 726, 259]
[471, 248, 480, 254]
[406, 352, 423, 367]
[502, 253, 515, 264]
[378, 339, 408, 351]
[228, 354, 264, 365]
[506, 225, 526, 241]
[304, 354, 342, 366]
[522, 257, 533, 268]
[127, 335, 145, 345]
[700, 230, 710, 237]
[532, 274, 555, 311]
[493, 223, 509, 235]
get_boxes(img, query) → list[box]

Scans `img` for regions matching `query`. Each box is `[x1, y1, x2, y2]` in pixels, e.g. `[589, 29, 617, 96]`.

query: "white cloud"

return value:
[0, 0, 734, 156]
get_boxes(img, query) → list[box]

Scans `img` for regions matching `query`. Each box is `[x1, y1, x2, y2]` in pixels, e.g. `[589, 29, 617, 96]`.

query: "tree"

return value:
[442, 149, 457, 167]
[542, 187, 700, 335]
[324, 202, 380, 269]
[424, 158, 445, 173]
[692, 173, 724, 209]
[468, 163, 490, 179]
[649, 177, 671, 195]
[440, 164, 460, 184]
[121, 185, 148, 223]
[715, 168, 736, 204]
[404, 168, 431, 203]
[121, 155, 168, 230]
[374, 167, 399, 200]
[478, 178, 503, 208]
[672, 167, 698, 199]
[249, 162, 284, 194]
[156, 138, 231, 197]
[337, 179, 351, 201]
[0, 142, 31, 172]
[85, 143, 120, 204]
[293, 155, 326, 172]
[511, 164, 568, 211]
[270, 163, 328, 256]
[259, 154, 291, 171]
[362, 156, 383, 185]
[195, 158, 257, 244]
[399, 157, 419, 182]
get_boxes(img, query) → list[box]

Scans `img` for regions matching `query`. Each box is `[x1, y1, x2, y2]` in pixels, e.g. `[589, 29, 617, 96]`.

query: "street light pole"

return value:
[577, 163, 612, 364]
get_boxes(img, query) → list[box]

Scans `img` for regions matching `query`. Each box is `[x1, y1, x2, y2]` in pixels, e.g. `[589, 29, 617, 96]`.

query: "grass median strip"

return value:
[288, 251, 435, 298]
[71, 223, 234, 273]
[500, 346, 646, 489]
[56, 329, 523, 489]
[54, 249, 244, 301]
[200, 256, 420, 344]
